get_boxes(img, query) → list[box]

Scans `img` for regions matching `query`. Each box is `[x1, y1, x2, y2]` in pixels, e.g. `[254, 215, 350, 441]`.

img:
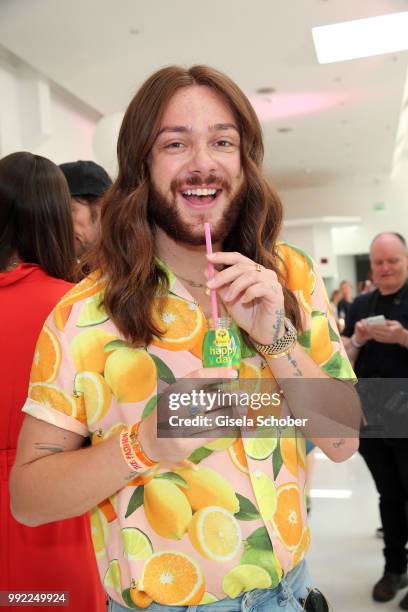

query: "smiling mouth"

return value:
[180, 187, 221, 207]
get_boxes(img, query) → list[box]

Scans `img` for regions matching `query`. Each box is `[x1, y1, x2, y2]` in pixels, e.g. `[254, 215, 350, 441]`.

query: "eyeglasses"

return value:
[300, 588, 331, 612]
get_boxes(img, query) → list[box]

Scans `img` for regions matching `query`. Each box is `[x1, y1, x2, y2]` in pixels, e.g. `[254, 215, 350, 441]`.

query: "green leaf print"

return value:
[297, 330, 311, 350]
[234, 493, 261, 521]
[187, 446, 214, 464]
[141, 394, 160, 420]
[328, 322, 340, 343]
[246, 526, 273, 550]
[321, 351, 342, 377]
[121, 588, 138, 608]
[153, 472, 188, 488]
[242, 526, 281, 585]
[125, 486, 144, 518]
[338, 356, 356, 381]
[104, 339, 127, 352]
[149, 354, 176, 384]
[272, 441, 283, 480]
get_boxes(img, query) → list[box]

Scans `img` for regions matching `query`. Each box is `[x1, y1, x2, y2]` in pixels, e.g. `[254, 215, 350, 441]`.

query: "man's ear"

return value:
[90, 204, 102, 224]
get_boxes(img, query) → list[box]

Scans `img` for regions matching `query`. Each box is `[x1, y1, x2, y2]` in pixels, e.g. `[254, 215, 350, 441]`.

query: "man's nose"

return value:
[186, 144, 217, 177]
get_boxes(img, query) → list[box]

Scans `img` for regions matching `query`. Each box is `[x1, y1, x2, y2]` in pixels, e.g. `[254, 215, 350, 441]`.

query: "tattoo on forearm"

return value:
[287, 353, 303, 377]
[333, 439, 345, 448]
[34, 442, 65, 453]
[125, 471, 137, 481]
[272, 308, 285, 342]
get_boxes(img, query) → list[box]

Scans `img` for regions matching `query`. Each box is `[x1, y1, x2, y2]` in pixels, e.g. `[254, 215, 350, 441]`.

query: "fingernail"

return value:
[228, 370, 239, 378]
[206, 253, 216, 259]
[207, 279, 215, 288]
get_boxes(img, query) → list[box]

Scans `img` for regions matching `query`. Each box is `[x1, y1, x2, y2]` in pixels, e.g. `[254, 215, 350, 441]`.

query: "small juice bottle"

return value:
[202, 316, 241, 373]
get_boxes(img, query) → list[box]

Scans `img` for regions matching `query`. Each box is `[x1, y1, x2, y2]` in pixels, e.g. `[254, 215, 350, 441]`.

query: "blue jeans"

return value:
[107, 560, 313, 611]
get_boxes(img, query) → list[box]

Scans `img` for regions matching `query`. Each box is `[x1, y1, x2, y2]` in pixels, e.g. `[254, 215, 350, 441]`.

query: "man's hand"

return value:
[369, 320, 408, 345]
[206, 251, 285, 345]
[354, 319, 374, 345]
[138, 366, 238, 468]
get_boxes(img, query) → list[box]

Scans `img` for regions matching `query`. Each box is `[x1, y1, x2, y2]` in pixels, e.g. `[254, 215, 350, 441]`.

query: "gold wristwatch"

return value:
[251, 317, 297, 359]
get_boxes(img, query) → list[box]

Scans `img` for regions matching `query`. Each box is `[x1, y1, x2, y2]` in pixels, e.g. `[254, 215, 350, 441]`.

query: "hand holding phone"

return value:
[365, 315, 386, 326]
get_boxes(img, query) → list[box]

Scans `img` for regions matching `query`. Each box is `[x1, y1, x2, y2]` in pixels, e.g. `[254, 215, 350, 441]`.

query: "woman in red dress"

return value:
[0, 152, 106, 612]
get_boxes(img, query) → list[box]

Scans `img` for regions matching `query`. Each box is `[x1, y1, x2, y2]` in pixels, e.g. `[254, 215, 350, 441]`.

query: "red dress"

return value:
[0, 264, 106, 612]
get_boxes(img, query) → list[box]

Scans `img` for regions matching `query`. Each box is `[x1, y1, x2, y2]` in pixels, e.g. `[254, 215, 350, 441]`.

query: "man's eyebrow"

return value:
[157, 126, 191, 136]
[209, 123, 239, 133]
[156, 123, 240, 137]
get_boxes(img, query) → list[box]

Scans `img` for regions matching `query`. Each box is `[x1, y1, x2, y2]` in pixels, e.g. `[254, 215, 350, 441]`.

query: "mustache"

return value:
[171, 174, 232, 193]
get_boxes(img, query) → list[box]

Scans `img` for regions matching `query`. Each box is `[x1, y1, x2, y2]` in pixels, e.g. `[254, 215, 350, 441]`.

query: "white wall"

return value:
[0, 49, 100, 165]
[280, 174, 408, 255]
[336, 255, 357, 294]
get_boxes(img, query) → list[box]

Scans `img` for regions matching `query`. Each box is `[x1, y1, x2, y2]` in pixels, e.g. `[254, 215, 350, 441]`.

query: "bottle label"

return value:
[202, 326, 241, 370]
[215, 327, 230, 347]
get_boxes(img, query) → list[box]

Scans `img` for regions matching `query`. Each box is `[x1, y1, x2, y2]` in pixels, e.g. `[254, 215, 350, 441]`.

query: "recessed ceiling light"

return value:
[256, 87, 276, 94]
[312, 11, 408, 64]
[277, 127, 292, 133]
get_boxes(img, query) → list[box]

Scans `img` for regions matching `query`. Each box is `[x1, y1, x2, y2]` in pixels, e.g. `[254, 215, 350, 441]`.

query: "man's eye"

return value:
[165, 142, 184, 149]
[216, 140, 233, 147]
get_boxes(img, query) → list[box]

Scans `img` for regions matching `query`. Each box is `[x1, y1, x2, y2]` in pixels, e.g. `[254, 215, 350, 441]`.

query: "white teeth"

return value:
[182, 188, 217, 197]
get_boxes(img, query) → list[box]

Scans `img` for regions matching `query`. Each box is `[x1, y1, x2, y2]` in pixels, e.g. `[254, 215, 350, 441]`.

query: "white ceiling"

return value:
[0, 0, 407, 191]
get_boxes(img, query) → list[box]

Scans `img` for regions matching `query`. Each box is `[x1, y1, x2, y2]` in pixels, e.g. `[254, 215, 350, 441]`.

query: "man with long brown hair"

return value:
[11, 66, 361, 611]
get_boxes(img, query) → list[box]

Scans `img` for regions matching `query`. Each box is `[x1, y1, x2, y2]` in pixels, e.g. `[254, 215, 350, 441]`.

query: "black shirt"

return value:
[343, 283, 408, 378]
[337, 298, 351, 320]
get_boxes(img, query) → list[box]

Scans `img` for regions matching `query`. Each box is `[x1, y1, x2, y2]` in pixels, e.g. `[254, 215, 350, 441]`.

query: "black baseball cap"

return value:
[59, 160, 112, 198]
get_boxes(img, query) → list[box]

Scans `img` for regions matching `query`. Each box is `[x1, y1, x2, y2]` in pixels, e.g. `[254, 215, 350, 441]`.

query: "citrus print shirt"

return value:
[22, 243, 355, 608]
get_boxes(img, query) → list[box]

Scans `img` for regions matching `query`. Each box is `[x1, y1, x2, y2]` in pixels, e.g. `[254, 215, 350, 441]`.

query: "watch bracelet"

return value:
[251, 317, 297, 357]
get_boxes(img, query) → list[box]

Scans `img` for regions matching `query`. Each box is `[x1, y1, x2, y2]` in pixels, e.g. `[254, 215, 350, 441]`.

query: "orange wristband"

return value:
[119, 427, 156, 473]
[130, 423, 157, 468]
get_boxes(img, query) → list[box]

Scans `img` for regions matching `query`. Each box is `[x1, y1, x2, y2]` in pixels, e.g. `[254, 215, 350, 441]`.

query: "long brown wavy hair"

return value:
[87, 65, 301, 346]
[0, 151, 75, 280]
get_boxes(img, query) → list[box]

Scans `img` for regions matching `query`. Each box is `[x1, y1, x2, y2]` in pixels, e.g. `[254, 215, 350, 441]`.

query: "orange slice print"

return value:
[58, 272, 106, 308]
[271, 483, 303, 551]
[227, 438, 249, 474]
[292, 527, 311, 566]
[152, 295, 205, 351]
[29, 383, 77, 418]
[31, 325, 61, 383]
[139, 551, 205, 605]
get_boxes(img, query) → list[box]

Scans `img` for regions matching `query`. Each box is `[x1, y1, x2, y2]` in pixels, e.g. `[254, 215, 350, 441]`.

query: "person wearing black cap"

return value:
[60, 160, 112, 256]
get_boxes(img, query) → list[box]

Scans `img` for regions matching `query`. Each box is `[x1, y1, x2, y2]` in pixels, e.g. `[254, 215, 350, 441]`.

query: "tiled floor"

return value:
[307, 450, 408, 611]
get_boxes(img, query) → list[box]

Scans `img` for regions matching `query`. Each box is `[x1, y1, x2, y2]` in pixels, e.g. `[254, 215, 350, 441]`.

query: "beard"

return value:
[148, 175, 247, 246]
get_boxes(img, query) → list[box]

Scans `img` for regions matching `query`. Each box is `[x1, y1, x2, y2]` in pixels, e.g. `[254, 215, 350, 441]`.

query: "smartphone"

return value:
[365, 315, 386, 326]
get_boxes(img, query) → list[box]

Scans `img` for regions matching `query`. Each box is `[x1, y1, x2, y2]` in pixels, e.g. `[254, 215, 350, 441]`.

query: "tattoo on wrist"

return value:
[333, 439, 345, 448]
[125, 471, 137, 481]
[272, 308, 285, 342]
[34, 442, 65, 454]
[287, 353, 303, 377]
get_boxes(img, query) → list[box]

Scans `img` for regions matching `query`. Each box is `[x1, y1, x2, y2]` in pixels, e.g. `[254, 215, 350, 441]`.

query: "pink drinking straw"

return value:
[204, 222, 219, 322]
